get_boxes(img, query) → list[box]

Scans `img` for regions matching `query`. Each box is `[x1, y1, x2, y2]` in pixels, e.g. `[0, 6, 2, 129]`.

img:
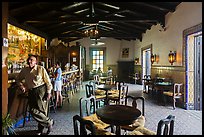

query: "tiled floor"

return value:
[15, 82, 202, 135]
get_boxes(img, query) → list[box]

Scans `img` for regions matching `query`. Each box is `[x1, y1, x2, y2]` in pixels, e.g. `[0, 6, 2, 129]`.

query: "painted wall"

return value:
[134, 2, 202, 66]
[69, 37, 135, 65]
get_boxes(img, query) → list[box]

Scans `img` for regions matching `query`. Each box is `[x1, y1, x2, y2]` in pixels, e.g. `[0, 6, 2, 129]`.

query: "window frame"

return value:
[89, 47, 106, 72]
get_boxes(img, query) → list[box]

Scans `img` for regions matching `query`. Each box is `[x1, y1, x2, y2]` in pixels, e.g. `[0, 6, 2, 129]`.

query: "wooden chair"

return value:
[73, 114, 115, 135]
[79, 95, 114, 134]
[143, 75, 151, 93]
[163, 83, 183, 109]
[133, 73, 140, 84]
[85, 84, 106, 108]
[121, 96, 145, 132]
[73, 114, 96, 135]
[128, 115, 175, 135]
[107, 81, 128, 104]
[93, 74, 107, 85]
[108, 85, 128, 105]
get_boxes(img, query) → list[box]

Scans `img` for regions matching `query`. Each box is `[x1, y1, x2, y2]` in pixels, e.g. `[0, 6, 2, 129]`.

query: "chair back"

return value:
[157, 115, 175, 135]
[93, 75, 100, 84]
[134, 73, 140, 79]
[115, 81, 125, 90]
[73, 115, 96, 135]
[144, 75, 151, 79]
[111, 75, 117, 84]
[85, 84, 95, 98]
[125, 95, 145, 116]
[79, 95, 96, 117]
[88, 81, 97, 90]
[174, 83, 183, 98]
[119, 85, 129, 104]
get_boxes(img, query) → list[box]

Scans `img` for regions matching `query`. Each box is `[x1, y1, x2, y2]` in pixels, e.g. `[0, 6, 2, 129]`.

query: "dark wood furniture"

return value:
[157, 115, 175, 135]
[163, 83, 183, 109]
[107, 84, 129, 105]
[97, 84, 116, 105]
[117, 61, 134, 83]
[73, 114, 96, 135]
[96, 105, 141, 135]
[142, 75, 151, 93]
[79, 95, 113, 133]
[121, 96, 145, 131]
[85, 84, 106, 108]
[128, 115, 175, 135]
[154, 81, 174, 105]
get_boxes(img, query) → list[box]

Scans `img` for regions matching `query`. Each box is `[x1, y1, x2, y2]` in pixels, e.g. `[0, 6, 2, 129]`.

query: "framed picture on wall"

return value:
[122, 48, 129, 58]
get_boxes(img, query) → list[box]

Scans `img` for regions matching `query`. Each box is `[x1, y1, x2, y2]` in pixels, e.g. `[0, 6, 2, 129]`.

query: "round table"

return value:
[96, 105, 141, 135]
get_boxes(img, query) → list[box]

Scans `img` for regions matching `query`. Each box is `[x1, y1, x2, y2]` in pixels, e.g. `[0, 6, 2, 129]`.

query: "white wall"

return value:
[134, 2, 202, 66]
[52, 2, 202, 67]
[70, 37, 135, 65]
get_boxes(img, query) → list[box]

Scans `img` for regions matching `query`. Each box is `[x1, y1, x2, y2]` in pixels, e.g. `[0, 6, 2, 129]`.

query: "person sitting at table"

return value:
[107, 67, 112, 76]
[97, 67, 103, 76]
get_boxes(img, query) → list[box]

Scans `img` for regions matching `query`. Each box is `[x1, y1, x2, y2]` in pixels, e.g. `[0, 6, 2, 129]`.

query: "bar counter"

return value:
[62, 69, 79, 75]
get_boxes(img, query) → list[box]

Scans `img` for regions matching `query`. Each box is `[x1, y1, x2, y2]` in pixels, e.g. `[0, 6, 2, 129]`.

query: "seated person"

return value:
[97, 67, 103, 76]
[107, 67, 112, 76]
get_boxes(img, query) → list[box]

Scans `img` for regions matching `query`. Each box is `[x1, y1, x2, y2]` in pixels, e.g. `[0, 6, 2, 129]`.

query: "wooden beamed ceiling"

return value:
[8, 2, 181, 43]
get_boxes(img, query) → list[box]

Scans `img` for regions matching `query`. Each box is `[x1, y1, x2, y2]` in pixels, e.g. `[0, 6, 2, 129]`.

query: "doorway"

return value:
[141, 44, 152, 85]
[184, 23, 202, 110]
[194, 34, 202, 110]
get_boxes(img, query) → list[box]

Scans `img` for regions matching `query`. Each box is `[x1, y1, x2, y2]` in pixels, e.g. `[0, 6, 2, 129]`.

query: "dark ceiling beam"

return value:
[95, 8, 110, 14]
[114, 22, 147, 31]
[9, 2, 38, 15]
[59, 37, 81, 43]
[98, 24, 114, 31]
[24, 16, 159, 23]
[132, 2, 172, 12]
[57, 30, 139, 38]
[61, 2, 89, 11]
[47, 23, 84, 37]
[95, 2, 120, 10]
[105, 9, 129, 17]
[10, 3, 80, 24]
[39, 22, 71, 31]
[101, 22, 143, 35]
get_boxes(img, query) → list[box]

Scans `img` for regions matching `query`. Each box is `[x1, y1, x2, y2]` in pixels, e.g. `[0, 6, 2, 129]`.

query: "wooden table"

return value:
[154, 82, 173, 105]
[96, 105, 141, 135]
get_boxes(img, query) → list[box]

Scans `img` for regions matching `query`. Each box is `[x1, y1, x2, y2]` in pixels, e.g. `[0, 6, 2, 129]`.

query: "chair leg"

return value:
[162, 95, 167, 106]
[173, 98, 176, 110]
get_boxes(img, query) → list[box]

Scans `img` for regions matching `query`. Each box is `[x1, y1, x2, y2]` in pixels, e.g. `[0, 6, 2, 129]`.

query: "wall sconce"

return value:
[155, 55, 159, 63]
[71, 52, 77, 56]
[168, 51, 176, 65]
[135, 58, 139, 64]
[151, 54, 156, 64]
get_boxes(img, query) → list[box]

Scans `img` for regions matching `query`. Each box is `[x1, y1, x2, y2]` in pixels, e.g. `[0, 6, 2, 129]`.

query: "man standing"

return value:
[16, 54, 54, 135]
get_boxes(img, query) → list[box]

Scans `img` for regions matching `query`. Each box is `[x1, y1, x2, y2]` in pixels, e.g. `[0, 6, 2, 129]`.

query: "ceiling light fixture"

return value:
[84, 25, 99, 39]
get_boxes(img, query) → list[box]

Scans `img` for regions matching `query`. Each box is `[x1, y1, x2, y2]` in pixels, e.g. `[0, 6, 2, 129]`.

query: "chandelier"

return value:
[84, 25, 99, 39]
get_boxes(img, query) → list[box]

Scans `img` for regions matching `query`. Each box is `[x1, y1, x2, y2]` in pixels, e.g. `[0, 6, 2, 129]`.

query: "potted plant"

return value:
[2, 113, 17, 135]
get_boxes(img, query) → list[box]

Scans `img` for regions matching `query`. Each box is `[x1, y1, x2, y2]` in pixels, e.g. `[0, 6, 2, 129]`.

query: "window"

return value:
[90, 47, 106, 71]
[92, 50, 104, 71]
